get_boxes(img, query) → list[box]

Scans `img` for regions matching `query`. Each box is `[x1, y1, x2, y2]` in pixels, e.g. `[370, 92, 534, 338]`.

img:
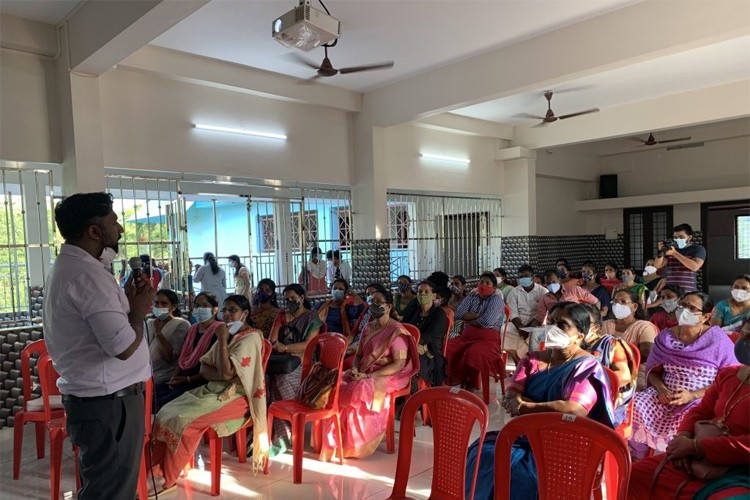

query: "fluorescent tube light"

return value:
[420, 153, 470, 164]
[194, 124, 287, 140]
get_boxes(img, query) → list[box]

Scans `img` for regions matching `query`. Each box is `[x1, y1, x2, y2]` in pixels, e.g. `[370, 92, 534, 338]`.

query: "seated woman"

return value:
[600, 262, 622, 295]
[393, 275, 417, 321]
[649, 284, 683, 332]
[613, 265, 649, 308]
[314, 278, 366, 337]
[493, 268, 514, 300]
[319, 288, 418, 461]
[466, 303, 616, 500]
[629, 337, 749, 499]
[250, 278, 280, 338]
[347, 283, 387, 360]
[149, 295, 268, 496]
[604, 288, 658, 389]
[445, 272, 505, 389]
[448, 274, 467, 339]
[147, 289, 191, 387]
[267, 284, 321, 454]
[404, 280, 449, 388]
[630, 292, 739, 458]
[580, 261, 612, 318]
[639, 258, 665, 293]
[710, 273, 750, 333]
[579, 303, 635, 426]
[155, 292, 223, 410]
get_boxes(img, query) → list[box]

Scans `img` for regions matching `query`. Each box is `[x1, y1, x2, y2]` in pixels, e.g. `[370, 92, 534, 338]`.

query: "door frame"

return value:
[700, 199, 750, 293]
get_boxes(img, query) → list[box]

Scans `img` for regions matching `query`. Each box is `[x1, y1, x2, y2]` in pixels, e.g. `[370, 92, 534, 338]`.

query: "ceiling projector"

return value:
[272, 1, 341, 52]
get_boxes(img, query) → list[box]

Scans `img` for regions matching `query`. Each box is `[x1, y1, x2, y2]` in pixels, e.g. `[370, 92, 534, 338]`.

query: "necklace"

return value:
[716, 371, 750, 428]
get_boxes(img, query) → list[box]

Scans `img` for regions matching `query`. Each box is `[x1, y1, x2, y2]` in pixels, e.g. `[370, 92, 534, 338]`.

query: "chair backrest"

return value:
[20, 339, 47, 410]
[401, 323, 421, 347]
[390, 387, 489, 500]
[300, 332, 347, 409]
[37, 352, 61, 421]
[604, 367, 619, 404]
[443, 313, 454, 356]
[500, 305, 511, 350]
[494, 413, 631, 500]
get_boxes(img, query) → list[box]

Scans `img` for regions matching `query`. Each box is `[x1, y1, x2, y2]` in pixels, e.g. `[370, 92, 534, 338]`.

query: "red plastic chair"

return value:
[494, 413, 631, 500]
[202, 338, 272, 496]
[265, 332, 348, 483]
[479, 305, 511, 404]
[387, 387, 489, 500]
[136, 378, 154, 500]
[37, 353, 79, 500]
[386, 323, 420, 454]
[13, 340, 65, 480]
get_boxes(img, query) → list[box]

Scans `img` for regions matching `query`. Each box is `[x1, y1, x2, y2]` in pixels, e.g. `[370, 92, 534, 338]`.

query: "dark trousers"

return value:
[64, 392, 145, 500]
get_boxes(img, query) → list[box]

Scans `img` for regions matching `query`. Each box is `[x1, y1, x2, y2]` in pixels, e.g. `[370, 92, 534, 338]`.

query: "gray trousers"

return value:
[63, 392, 145, 500]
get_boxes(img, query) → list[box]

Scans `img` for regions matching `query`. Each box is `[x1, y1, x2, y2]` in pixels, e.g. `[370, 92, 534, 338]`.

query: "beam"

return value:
[116, 45, 362, 113]
[65, 0, 209, 75]
[415, 113, 513, 139]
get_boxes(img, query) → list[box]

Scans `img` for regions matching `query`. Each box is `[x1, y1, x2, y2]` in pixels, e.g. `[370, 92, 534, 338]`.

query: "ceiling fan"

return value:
[631, 132, 692, 146]
[288, 45, 394, 81]
[517, 91, 599, 126]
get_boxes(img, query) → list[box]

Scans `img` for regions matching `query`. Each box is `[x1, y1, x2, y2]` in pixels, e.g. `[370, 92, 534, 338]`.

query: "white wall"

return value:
[535, 143, 599, 181]
[383, 124, 503, 195]
[98, 68, 353, 185]
[536, 176, 595, 236]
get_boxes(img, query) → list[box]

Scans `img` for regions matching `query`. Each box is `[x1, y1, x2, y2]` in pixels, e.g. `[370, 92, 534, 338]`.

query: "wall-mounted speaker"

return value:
[599, 174, 618, 199]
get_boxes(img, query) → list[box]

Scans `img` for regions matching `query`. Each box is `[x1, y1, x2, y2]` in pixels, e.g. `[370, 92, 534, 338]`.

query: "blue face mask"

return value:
[675, 238, 688, 249]
[547, 283, 561, 294]
[192, 307, 214, 323]
[331, 289, 346, 302]
[519, 277, 533, 288]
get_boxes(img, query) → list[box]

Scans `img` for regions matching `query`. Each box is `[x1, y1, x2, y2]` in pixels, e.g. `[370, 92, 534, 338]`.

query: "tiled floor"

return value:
[0, 381, 508, 499]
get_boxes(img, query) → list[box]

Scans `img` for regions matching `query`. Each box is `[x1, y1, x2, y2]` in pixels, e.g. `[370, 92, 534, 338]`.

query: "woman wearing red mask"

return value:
[445, 272, 506, 389]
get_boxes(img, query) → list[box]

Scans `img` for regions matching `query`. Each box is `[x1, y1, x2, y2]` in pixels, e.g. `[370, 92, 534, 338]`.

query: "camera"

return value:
[657, 239, 676, 257]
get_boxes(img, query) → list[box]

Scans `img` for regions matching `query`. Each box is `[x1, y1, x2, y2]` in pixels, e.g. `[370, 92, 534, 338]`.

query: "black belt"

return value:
[62, 382, 145, 403]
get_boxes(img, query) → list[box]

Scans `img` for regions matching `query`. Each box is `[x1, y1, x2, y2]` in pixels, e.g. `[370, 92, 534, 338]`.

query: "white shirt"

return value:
[43, 244, 151, 397]
[506, 283, 549, 326]
[326, 260, 352, 284]
[307, 259, 327, 280]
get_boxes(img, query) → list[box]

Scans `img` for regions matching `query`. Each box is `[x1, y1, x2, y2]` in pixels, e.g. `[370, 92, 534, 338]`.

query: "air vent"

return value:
[666, 142, 704, 151]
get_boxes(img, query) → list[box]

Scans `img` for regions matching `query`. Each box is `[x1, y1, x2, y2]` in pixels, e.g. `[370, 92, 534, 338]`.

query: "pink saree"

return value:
[319, 321, 419, 461]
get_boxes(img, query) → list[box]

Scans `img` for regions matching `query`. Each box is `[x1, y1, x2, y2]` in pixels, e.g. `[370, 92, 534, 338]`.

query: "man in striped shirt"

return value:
[654, 223, 706, 292]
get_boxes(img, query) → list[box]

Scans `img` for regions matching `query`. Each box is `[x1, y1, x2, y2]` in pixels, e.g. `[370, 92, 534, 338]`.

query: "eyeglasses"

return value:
[612, 300, 633, 305]
[678, 302, 703, 314]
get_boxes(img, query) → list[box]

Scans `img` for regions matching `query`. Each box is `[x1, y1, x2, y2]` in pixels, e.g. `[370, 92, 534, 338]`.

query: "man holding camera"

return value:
[654, 223, 706, 292]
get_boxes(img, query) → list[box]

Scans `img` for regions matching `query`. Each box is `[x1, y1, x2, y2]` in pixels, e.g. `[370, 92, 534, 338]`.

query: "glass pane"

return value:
[737, 215, 750, 259]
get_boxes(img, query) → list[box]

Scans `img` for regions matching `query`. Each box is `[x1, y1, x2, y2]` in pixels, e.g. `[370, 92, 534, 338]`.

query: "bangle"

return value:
[187, 376, 191, 383]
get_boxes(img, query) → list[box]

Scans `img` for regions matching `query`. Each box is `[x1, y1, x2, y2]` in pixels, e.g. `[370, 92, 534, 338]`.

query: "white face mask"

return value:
[152, 307, 170, 320]
[731, 289, 750, 303]
[100, 247, 117, 269]
[677, 306, 701, 326]
[661, 299, 679, 313]
[612, 303, 633, 320]
[643, 266, 657, 276]
[227, 317, 246, 335]
[544, 325, 572, 350]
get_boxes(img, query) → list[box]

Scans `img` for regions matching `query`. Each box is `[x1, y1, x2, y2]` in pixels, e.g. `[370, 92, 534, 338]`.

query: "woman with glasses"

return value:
[629, 292, 738, 459]
[603, 288, 658, 389]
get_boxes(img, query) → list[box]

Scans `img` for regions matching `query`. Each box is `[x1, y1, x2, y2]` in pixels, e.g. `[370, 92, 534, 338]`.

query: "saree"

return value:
[713, 299, 750, 331]
[631, 326, 738, 452]
[319, 321, 419, 461]
[583, 334, 636, 426]
[466, 354, 615, 500]
[250, 306, 279, 338]
[152, 328, 269, 474]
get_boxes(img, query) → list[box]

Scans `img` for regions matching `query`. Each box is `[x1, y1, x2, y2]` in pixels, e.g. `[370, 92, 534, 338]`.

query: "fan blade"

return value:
[295, 74, 325, 85]
[514, 113, 546, 120]
[657, 137, 692, 144]
[339, 61, 394, 74]
[283, 52, 321, 70]
[558, 108, 599, 120]
[532, 121, 548, 128]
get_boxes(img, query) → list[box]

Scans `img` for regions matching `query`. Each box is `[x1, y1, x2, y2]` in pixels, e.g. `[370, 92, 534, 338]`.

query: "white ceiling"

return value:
[451, 36, 750, 126]
[151, 0, 642, 92]
[0, 0, 79, 24]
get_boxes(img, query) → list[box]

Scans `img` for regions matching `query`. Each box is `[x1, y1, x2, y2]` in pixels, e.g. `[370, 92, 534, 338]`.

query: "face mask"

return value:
[366, 295, 374, 304]
[398, 282, 411, 294]
[152, 307, 170, 320]
[495, 276, 504, 284]
[192, 307, 214, 323]
[449, 284, 461, 295]
[99, 247, 117, 269]
[623, 275, 634, 283]
[661, 299, 679, 313]
[418, 294, 435, 306]
[644, 266, 657, 276]
[544, 325, 572, 350]
[369, 303, 386, 319]
[676, 306, 701, 326]
[331, 289, 346, 302]
[547, 283, 561, 294]
[557, 270, 567, 279]
[518, 277, 533, 288]
[286, 300, 301, 314]
[476, 284, 494, 297]
[582, 273, 594, 283]
[227, 319, 245, 335]
[675, 238, 688, 249]
[734, 336, 750, 365]
[612, 303, 633, 320]
[731, 289, 750, 303]
[256, 290, 272, 303]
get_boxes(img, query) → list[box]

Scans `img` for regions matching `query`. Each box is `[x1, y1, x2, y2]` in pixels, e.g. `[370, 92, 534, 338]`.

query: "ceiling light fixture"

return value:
[420, 153, 471, 164]
[194, 124, 287, 140]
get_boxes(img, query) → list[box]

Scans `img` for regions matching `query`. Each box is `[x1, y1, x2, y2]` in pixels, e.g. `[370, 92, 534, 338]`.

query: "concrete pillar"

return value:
[501, 150, 537, 237]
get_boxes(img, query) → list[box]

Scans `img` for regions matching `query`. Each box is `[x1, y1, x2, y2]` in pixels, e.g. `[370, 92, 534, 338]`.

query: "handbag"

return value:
[296, 361, 338, 409]
[688, 421, 732, 480]
[266, 353, 301, 375]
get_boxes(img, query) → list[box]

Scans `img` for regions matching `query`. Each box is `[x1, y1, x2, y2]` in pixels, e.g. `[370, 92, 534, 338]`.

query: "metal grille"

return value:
[651, 211, 668, 258]
[0, 168, 58, 323]
[387, 192, 502, 281]
[628, 212, 644, 267]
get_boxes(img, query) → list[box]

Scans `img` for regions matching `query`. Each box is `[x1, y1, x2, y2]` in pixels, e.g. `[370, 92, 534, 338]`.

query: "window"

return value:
[335, 208, 351, 250]
[258, 214, 276, 253]
[290, 210, 318, 251]
[624, 206, 673, 268]
[737, 215, 750, 259]
[389, 204, 409, 249]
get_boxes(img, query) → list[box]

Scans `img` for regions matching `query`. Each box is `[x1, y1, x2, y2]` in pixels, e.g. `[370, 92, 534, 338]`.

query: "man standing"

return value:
[325, 249, 352, 286]
[654, 223, 706, 293]
[44, 193, 153, 499]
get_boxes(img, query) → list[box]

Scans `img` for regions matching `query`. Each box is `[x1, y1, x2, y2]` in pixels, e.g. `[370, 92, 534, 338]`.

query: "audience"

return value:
[250, 278, 280, 338]
[505, 264, 548, 363]
[493, 267, 514, 299]
[325, 250, 352, 286]
[600, 262, 622, 295]
[448, 274, 468, 338]
[319, 288, 418, 461]
[392, 274, 417, 321]
[149, 295, 267, 496]
[710, 274, 750, 332]
[404, 280, 449, 388]
[534, 269, 599, 325]
[648, 284, 683, 332]
[228, 254, 252, 302]
[300, 246, 328, 295]
[638, 258, 664, 293]
[445, 272, 505, 389]
[194, 252, 227, 305]
[630, 292, 738, 458]
[314, 278, 366, 337]
[654, 223, 706, 293]
[147, 289, 191, 387]
[580, 261, 612, 318]
[614, 265, 649, 308]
